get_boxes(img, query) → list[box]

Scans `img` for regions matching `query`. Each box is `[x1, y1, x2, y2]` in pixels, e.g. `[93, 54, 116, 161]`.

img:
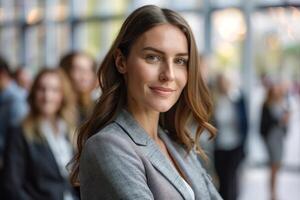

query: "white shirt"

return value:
[215, 94, 241, 150]
[181, 176, 195, 200]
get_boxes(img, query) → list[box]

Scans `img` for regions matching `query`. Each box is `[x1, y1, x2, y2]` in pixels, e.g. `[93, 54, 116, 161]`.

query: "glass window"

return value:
[255, 0, 284, 4]
[1, 0, 15, 21]
[74, 19, 122, 60]
[253, 7, 300, 82]
[210, 0, 241, 7]
[73, 0, 129, 17]
[45, 23, 71, 67]
[47, 0, 69, 22]
[0, 26, 20, 69]
[288, 0, 300, 3]
[131, 0, 169, 10]
[24, 0, 45, 24]
[181, 13, 204, 52]
[172, 0, 203, 10]
[24, 25, 45, 73]
[211, 8, 246, 83]
[96, 0, 129, 15]
[14, 0, 25, 21]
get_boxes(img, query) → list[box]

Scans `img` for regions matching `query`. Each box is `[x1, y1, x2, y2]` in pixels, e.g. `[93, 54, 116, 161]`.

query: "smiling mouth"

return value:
[149, 86, 176, 96]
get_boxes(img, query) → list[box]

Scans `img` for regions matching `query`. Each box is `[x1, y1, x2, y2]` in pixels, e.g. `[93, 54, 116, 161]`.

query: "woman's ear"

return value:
[114, 49, 127, 74]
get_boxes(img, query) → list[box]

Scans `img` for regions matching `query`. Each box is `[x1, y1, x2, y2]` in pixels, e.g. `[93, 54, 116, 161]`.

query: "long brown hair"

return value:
[70, 5, 216, 185]
[23, 68, 77, 142]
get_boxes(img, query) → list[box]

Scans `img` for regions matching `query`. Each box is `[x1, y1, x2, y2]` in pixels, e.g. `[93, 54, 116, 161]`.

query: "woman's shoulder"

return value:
[82, 122, 138, 158]
[86, 122, 127, 144]
[80, 121, 145, 177]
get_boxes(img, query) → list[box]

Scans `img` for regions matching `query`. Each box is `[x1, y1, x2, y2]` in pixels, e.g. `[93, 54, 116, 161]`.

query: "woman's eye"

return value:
[145, 55, 161, 63]
[175, 58, 188, 66]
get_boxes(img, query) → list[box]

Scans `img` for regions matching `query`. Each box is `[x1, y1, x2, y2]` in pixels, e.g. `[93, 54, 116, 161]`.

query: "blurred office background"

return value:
[1, 0, 300, 200]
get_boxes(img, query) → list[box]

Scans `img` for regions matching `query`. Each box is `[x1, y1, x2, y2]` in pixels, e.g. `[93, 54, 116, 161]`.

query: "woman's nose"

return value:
[159, 60, 175, 82]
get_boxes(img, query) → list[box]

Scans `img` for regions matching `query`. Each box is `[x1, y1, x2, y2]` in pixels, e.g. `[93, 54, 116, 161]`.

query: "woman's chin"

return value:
[152, 104, 174, 113]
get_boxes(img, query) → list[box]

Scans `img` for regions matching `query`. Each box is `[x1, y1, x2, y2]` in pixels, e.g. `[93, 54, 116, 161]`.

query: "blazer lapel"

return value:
[114, 109, 191, 199]
[159, 129, 212, 200]
[32, 137, 63, 179]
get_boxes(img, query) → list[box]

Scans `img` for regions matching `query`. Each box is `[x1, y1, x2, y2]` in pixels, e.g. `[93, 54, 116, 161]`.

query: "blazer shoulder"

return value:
[79, 123, 153, 199]
[82, 122, 139, 161]
[85, 122, 129, 146]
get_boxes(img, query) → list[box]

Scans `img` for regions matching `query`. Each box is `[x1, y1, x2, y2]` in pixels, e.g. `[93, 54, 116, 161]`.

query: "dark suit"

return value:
[2, 126, 78, 200]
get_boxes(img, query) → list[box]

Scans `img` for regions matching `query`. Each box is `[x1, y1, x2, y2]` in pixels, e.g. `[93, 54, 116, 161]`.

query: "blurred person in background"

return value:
[260, 83, 290, 200]
[189, 54, 218, 184]
[13, 67, 32, 93]
[212, 73, 248, 200]
[3, 68, 79, 200]
[0, 56, 28, 170]
[59, 52, 97, 124]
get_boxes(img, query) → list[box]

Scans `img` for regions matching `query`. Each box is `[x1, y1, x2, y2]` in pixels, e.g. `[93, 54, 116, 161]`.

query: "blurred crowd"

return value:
[0, 52, 98, 200]
[0, 52, 298, 200]
[204, 70, 296, 200]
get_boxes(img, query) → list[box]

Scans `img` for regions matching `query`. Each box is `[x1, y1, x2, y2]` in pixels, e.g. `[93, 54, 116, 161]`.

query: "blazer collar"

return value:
[114, 109, 149, 146]
[114, 109, 192, 199]
[159, 130, 212, 199]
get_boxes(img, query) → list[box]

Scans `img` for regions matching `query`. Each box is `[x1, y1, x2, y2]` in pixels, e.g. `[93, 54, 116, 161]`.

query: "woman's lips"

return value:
[149, 86, 175, 96]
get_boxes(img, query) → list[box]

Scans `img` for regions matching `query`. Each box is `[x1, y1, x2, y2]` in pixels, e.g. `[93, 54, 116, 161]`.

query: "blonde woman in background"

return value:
[3, 68, 79, 200]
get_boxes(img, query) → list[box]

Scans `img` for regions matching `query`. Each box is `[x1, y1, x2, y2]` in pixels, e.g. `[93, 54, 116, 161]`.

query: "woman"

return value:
[59, 51, 97, 123]
[3, 68, 79, 200]
[212, 74, 248, 200]
[260, 83, 289, 200]
[70, 5, 222, 200]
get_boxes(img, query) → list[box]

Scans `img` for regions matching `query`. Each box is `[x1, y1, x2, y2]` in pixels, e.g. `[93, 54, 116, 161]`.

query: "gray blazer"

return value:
[79, 109, 222, 200]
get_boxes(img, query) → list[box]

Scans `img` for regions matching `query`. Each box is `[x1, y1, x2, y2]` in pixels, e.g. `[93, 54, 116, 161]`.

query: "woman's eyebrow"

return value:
[142, 46, 188, 56]
[142, 47, 164, 54]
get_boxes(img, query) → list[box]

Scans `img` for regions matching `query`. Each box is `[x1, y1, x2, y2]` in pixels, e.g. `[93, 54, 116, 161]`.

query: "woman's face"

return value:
[35, 73, 63, 118]
[71, 54, 96, 94]
[120, 24, 188, 113]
